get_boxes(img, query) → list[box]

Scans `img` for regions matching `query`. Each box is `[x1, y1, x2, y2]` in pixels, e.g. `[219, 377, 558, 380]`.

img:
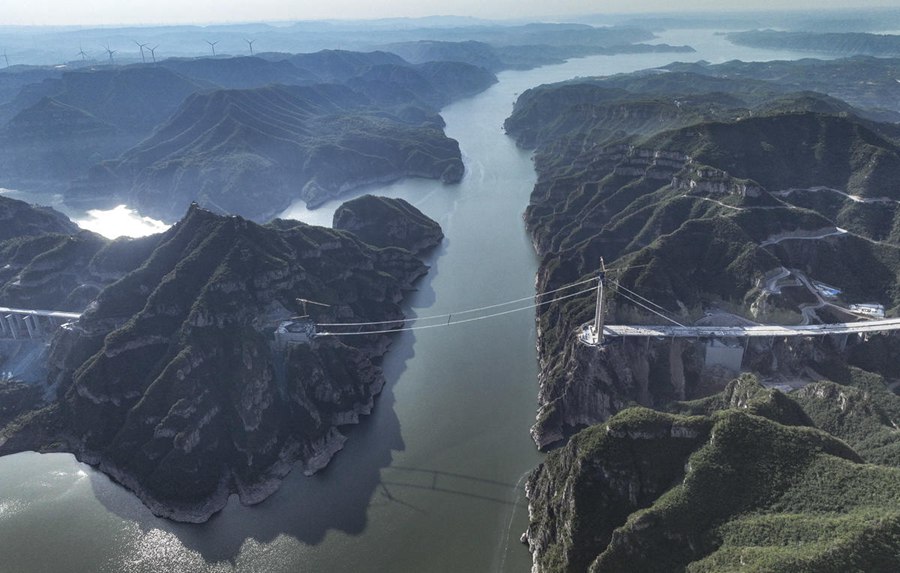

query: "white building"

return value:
[849, 304, 885, 319]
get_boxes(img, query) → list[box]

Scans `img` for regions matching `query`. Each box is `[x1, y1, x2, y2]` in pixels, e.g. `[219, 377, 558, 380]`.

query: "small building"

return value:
[812, 281, 842, 300]
[275, 318, 317, 348]
[849, 304, 885, 319]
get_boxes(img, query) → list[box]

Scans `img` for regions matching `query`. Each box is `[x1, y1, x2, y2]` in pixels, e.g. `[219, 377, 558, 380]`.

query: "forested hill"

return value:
[0, 50, 497, 218]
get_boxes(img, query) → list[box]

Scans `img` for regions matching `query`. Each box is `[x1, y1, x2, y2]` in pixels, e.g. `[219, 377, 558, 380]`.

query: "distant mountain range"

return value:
[728, 30, 900, 58]
[0, 50, 496, 219]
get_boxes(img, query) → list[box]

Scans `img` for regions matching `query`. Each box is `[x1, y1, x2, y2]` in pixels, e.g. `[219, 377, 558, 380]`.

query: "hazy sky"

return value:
[2, 0, 893, 26]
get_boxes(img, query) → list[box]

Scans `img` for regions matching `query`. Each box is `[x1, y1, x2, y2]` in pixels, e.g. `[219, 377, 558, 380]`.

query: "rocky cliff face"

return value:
[508, 70, 900, 452]
[513, 67, 900, 571]
[531, 318, 851, 450]
[0, 203, 442, 522]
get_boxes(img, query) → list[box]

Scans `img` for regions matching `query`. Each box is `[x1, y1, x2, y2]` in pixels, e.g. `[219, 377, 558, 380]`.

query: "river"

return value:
[0, 30, 825, 573]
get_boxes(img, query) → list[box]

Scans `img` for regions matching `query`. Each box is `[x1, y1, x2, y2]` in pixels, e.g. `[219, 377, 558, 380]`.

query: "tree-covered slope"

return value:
[70, 83, 466, 221]
[526, 375, 900, 573]
[0, 202, 441, 522]
[332, 194, 443, 253]
[0, 195, 78, 241]
[506, 65, 900, 451]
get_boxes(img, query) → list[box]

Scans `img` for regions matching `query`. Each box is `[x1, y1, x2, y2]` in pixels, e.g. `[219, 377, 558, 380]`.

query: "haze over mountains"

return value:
[5, 10, 900, 573]
[0, 50, 496, 219]
[0, 22, 699, 223]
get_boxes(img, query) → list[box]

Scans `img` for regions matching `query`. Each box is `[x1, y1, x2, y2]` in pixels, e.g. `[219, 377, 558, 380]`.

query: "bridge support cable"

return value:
[316, 276, 600, 329]
[614, 290, 687, 328]
[608, 280, 687, 328]
[317, 286, 597, 337]
[610, 281, 671, 314]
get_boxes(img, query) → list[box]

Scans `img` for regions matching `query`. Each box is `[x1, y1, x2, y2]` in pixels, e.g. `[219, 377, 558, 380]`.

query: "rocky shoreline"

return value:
[0, 201, 440, 522]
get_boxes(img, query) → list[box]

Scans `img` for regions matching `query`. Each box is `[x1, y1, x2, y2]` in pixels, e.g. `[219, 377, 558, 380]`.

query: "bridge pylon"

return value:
[592, 258, 607, 345]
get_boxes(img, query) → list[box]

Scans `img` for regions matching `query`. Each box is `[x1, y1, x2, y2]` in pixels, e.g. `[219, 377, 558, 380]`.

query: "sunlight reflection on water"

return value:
[74, 204, 170, 239]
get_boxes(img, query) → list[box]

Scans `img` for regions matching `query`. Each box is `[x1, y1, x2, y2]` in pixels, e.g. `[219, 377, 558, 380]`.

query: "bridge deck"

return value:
[601, 317, 900, 338]
[0, 307, 82, 320]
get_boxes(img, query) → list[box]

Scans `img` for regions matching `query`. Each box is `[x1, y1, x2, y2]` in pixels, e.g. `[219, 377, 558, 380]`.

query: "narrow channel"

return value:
[0, 30, 824, 572]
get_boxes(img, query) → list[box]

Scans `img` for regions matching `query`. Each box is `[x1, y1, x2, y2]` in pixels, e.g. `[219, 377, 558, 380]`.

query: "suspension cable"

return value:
[611, 280, 670, 313]
[317, 275, 600, 328]
[615, 289, 687, 328]
[317, 285, 597, 337]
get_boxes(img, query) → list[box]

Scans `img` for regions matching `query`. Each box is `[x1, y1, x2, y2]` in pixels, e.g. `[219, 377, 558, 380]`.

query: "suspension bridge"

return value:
[4, 265, 900, 348]
[0, 307, 81, 341]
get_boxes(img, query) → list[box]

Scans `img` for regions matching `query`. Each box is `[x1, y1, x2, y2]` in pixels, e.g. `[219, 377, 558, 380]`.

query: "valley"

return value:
[2, 20, 900, 573]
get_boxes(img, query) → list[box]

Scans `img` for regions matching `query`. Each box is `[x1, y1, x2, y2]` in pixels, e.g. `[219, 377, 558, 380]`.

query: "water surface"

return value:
[0, 30, 829, 572]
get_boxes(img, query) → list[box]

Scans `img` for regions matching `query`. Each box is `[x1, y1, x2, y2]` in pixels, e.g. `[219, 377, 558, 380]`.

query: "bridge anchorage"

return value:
[0, 307, 82, 341]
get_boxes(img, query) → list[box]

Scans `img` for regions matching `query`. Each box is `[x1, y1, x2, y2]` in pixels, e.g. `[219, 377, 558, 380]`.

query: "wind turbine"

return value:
[134, 41, 149, 63]
[104, 43, 116, 64]
[77, 44, 88, 61]
[2, 51, 8, 68]
[205, 40, 218, 57]
[245, 39, 255, 55]
[148, 45, 158, 63]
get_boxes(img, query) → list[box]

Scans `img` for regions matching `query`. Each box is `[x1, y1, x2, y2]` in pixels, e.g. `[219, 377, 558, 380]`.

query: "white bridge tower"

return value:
[591, 258, 607, 345]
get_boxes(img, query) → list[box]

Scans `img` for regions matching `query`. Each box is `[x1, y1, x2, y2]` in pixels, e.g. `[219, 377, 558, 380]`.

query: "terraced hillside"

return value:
[72, 83, 467, 221]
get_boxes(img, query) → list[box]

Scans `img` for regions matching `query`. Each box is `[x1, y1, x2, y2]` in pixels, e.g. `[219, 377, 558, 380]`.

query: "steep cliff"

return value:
[507, 69, 900, 448]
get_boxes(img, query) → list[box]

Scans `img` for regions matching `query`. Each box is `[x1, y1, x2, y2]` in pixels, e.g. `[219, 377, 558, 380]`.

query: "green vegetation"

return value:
[508, 68, 900, 448]
[514, 59, 900, 572]
[0, 203, 438, 521]
[528, 375, 900, 572]
[71, 81, 469, 221]
[0, 195, 77, 241]
[332, 194, 443, 253]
